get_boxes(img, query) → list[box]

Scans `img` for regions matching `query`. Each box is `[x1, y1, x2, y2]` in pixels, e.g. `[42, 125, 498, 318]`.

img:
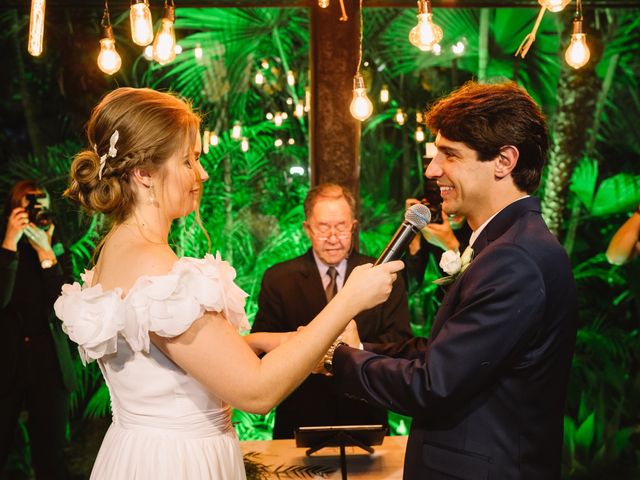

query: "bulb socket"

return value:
[417, 0, 432, 15]
[572, 19, 584, 34]
[353, 74, 365, 90]
[131, 0, 148, 5]
[163, 4, 176, 22]
[102, 24, 115, 41]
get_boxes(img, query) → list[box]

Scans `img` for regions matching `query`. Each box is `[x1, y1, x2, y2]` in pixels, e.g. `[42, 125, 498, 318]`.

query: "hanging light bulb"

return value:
[255, 71, 265, 85]
[425, 142, 437, 158]
[274, 112, 283, 127]
[98, 37, 122, 75]
[194, 43, 203, 61]
[274, 138, 284, 148]
[415, 127, 426, 142]
[266, 112, 274, 120]
[231, 122, 242, 140]
[318, 0, 330, 8]
[152, 1, 177, 65]
[286, 97, 294, 105]
[380, 84, 390, 104]
[97, 3, 122, 75]
[143, 45, 154, 60]
[294, 101, 304, 118]
[565, 3, 590, 70]
[288, 138, 295, 145]
[409, 0, 443, 52]
[432, 43, 442, 56]
[305, 88, 311, 112]
[349, 0, 372, 121]
[174, 44, 182, 55]
[210, 132, 219, 147]
[451, 41, 465, 56]
[394, 108, 407, 126]
[241, 137, 249, 152]
[350, 74, 373, 121]
[565, 29, 590, 69]
[286, 70, 295, 87]
[538, 0, 571, 13]
[28, 0, 46, 56]
[202, 130, 210, 154]
[130, 0, 153, 46]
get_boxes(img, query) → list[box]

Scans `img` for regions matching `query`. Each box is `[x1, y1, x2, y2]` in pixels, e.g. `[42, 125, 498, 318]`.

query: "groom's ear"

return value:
[494, 145, 519, 179]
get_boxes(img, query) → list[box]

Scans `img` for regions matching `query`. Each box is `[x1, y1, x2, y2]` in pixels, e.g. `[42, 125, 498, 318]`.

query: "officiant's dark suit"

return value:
[252, 184, 412, 439]
[330, 82, 579, 480]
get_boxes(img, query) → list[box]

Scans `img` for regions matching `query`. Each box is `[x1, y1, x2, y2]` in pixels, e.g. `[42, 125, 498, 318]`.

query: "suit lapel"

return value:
[429, 197, 542, 340]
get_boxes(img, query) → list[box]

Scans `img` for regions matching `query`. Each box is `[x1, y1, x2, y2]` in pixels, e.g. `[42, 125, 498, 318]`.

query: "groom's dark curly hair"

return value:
[425, 81, 549, 194]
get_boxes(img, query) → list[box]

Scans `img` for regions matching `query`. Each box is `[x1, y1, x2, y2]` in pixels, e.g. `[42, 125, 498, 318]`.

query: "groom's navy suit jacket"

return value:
[334, 197, 578, 480]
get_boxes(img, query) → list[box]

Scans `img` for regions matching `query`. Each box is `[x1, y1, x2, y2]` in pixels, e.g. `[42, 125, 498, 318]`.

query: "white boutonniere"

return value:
[433, 246, 474, 286]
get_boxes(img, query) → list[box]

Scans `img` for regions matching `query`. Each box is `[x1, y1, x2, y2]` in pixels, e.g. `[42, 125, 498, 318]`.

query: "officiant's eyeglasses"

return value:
[308, 223, 355, 241]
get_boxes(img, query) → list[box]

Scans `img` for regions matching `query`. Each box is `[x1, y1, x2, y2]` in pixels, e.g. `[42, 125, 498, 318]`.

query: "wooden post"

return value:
[309, 0, 361, 202]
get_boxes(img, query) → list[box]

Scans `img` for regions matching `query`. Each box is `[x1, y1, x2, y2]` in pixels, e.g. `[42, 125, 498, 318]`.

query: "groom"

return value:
[325, 81, 578, 480]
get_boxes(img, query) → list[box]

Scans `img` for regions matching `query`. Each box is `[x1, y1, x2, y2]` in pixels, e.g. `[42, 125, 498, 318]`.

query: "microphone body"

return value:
[374, 222, 421, 265]
[374, 203, 432, 265]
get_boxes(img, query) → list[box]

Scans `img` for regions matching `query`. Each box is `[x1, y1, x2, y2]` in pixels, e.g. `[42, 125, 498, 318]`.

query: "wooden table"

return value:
[241, 435, 407, 479]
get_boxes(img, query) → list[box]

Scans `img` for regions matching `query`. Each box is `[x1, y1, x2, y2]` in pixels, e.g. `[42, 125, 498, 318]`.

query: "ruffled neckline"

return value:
[55, 253, 249, 364]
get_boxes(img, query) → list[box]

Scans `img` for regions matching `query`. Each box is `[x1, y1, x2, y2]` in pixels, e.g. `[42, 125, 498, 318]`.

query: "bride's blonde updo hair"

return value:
[66, 87, 201, 223]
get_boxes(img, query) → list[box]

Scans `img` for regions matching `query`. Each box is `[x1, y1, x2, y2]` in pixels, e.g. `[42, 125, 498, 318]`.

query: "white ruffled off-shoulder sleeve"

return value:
[54, 278, 125, 365]
[54, 254, 249, 362]
[124, 253, 250, 353]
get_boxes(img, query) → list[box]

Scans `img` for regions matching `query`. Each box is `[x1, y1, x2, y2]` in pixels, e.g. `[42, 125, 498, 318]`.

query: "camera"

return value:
[25, 193, 53, 230]
[422, 177, 443, 224]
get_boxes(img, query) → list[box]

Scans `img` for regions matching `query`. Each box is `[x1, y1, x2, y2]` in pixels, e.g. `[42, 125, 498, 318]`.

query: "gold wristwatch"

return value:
[323, 340, 347, 375]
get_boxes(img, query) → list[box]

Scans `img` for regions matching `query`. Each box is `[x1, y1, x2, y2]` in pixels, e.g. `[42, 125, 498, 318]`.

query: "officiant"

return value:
[251, 183, 413, 439]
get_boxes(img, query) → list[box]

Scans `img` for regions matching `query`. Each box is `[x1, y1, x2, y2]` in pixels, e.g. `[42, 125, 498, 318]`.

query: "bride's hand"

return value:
[337, 260, 404, 313]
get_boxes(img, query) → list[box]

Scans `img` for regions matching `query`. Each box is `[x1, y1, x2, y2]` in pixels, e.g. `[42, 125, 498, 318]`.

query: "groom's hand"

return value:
[342, 319, 361, 349]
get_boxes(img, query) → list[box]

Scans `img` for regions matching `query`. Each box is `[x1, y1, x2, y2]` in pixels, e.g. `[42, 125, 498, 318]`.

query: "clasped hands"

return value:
[311, 319, 361, 376]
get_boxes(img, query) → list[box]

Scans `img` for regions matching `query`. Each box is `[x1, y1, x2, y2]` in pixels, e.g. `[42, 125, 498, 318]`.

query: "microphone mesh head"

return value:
[405, 203, 432, 229]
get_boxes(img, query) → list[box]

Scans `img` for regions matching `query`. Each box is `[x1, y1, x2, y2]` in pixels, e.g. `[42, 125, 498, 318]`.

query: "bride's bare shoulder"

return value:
[95, 242, 178, 292]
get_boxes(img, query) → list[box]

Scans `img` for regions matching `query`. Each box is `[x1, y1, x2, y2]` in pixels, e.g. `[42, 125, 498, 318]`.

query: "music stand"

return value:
[294, 425, 387, 480]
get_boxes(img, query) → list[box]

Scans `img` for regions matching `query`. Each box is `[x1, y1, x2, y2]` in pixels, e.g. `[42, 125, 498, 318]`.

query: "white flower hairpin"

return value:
[433, 245, 474, 286]
[95, 130, 119, 180]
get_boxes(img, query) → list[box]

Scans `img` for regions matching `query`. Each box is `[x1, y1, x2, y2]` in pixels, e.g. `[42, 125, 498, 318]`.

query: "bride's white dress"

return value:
[54, 254, 250, 479]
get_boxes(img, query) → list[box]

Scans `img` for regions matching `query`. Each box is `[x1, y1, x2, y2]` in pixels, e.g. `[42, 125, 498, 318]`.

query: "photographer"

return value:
[0, 180, 75, 479]
[404, 178, 472, 293]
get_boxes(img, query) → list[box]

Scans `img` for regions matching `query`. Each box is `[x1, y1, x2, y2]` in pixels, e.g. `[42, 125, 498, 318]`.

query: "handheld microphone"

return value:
[374, 203, 432, 265]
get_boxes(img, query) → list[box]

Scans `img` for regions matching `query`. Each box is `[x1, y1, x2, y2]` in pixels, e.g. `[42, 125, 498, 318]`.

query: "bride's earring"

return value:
[148, 182, 156, 204]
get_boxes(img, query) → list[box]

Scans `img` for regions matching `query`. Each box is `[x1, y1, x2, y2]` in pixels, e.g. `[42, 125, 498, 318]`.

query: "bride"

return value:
[55, 87, 403, 479]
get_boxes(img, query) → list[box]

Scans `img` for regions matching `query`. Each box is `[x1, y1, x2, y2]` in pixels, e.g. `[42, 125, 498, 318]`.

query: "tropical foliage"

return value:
[1, 2, 639, 478]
